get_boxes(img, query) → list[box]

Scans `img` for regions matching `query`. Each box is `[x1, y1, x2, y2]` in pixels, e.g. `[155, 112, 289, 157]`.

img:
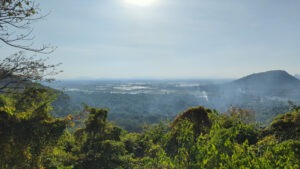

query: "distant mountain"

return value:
[295, 74, 300, 80]
[228, 70, 300, 96]
[203, 70, 300, 122]
[233, 70, 300, 86]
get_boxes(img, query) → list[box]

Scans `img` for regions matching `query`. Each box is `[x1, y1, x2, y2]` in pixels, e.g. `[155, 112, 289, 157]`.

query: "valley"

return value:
[49, 70, 300, 131]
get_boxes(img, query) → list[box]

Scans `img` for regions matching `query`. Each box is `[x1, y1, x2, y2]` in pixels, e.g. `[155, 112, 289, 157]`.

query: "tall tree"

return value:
[0, 0, 60, 91]
[0, 87, 68, 169]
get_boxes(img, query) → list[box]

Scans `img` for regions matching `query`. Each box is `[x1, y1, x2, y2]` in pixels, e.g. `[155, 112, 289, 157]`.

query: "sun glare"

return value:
[124, 0, 159, 7]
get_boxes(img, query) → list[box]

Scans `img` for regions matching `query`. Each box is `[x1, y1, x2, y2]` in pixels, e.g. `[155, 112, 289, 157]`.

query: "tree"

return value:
[0, 0, 54, 53]
[75, 107, 132, 169]
[0, 0, 60, 91]
[269, 109, 300, 140]
[0, 51, 61, 91]
[171, 106, 213, 136]
[0, 87, 68, 168]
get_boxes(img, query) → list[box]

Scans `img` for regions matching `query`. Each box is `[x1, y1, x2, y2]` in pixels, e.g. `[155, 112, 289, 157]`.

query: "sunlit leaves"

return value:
[0, 88, 67, 169]
[1, 95, 300, 169]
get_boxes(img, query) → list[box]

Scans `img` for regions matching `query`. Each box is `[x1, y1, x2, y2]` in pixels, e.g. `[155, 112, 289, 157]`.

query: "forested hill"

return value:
[232, 70, 300, 87]
[219, 70, 300, 97]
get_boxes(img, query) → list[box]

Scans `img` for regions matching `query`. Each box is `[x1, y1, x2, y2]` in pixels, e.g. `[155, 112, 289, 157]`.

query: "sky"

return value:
[2, 0, 300, 79]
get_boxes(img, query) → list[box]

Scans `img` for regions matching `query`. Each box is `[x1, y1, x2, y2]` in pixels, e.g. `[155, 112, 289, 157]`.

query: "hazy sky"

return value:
[2, 0, 300, 79]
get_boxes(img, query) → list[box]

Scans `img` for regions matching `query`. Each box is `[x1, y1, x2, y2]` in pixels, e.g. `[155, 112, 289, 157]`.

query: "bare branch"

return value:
[0, 51, 62, 92]
[0, 0, 54, 53]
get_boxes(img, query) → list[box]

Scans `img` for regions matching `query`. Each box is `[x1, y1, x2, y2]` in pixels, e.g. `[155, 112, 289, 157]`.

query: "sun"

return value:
[124, 0, 159, 7]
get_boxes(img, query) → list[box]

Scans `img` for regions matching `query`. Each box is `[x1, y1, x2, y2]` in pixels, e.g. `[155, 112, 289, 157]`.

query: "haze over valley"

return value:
[48, 70, 300, 131]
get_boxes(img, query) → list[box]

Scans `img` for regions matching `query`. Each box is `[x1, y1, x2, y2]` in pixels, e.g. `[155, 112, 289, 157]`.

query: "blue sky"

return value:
[2, 0, 300, 79]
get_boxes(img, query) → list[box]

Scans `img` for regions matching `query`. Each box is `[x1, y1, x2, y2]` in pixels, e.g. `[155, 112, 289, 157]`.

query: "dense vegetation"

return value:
[0, 87, 299, 169]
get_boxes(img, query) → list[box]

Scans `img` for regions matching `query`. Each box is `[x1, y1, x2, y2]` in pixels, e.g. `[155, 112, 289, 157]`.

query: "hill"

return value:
[204, 70, 300, 122]
[233, 70, 300, 86]
[227, 70, 300, 97]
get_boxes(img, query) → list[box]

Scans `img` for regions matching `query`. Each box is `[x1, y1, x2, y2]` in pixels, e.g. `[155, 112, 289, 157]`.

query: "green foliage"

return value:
[14, 87, 57, 116]
[0, 87, 68, 169]
[269, 109, 300, 140]
[171, 106, 213, 136]
[40, 131, 77, 169]
[74, 107, 132, 169]
[132, 107, 299, 168]
[1, 91, 299, 169]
